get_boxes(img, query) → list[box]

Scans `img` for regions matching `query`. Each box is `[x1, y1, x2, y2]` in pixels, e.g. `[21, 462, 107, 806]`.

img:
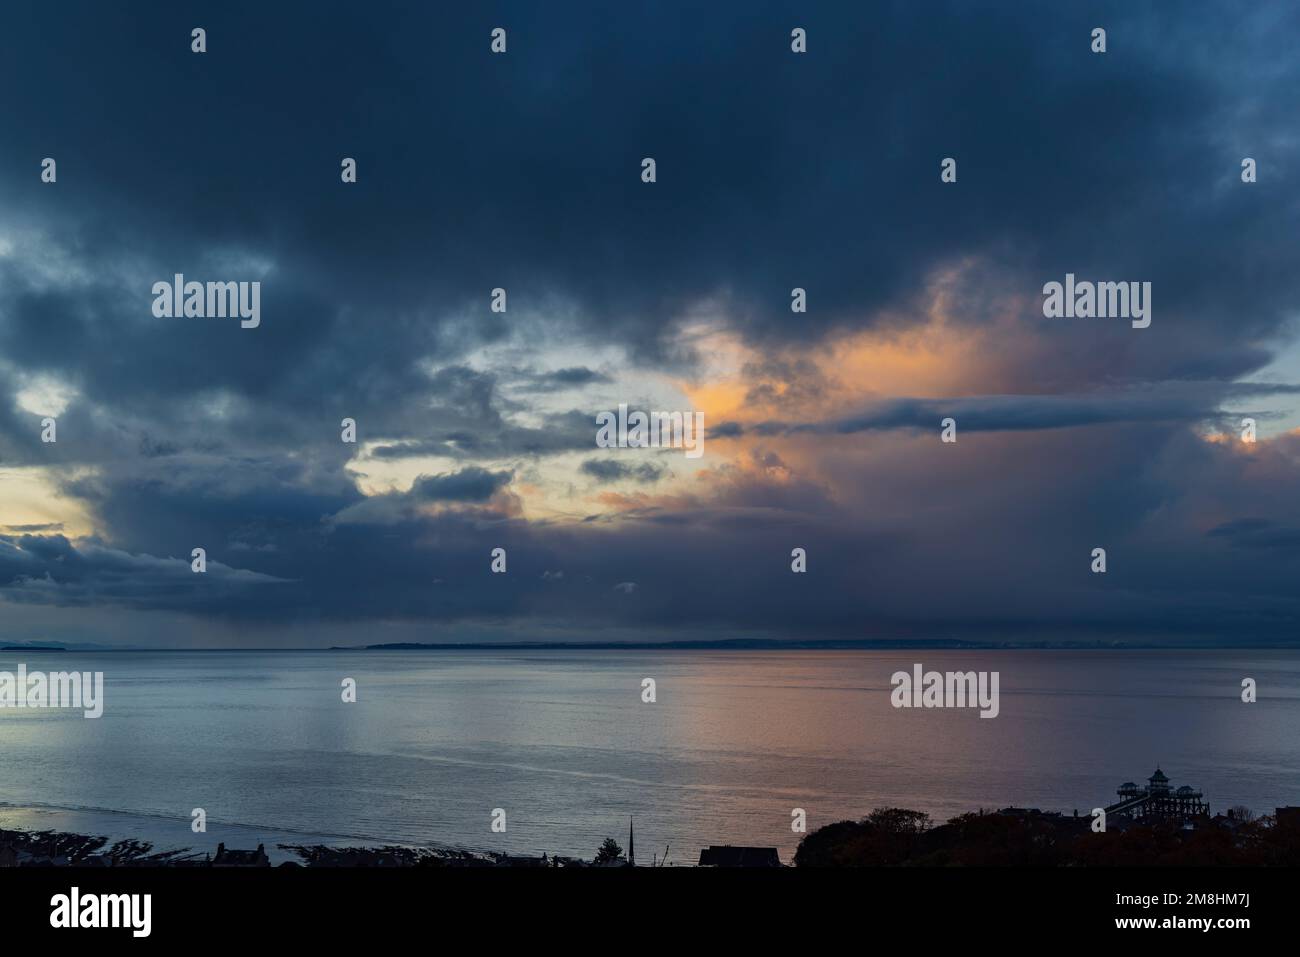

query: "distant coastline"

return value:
[328, 639, 1300, 652]
[5, 639, 1300, 652]
[332, 638, 995, 651]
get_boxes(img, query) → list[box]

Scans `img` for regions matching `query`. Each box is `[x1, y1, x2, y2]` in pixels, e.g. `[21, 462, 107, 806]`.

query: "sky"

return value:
[2, 1, 1299, 648]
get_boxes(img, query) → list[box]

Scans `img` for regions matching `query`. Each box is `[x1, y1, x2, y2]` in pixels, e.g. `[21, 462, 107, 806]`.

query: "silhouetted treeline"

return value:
[795, 807, 1300, 866]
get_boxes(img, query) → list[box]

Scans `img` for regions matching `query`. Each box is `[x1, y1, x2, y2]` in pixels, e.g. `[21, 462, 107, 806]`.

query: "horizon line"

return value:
[6, 639, 1300, 653]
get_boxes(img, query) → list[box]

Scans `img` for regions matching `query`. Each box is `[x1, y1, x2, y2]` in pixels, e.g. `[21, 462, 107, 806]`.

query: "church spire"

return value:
[628, 816, 635, 867]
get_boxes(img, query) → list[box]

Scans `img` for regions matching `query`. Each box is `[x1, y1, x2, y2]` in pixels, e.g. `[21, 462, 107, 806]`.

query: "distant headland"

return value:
[330, 638, 994, 651]
[328, 638, 1300, 652]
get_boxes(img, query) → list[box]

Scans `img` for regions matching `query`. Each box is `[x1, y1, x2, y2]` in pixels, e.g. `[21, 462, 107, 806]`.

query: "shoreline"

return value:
[0, 804, 456, 867]
[7, 801, 1300, 868]
[0, 818, 630, 868]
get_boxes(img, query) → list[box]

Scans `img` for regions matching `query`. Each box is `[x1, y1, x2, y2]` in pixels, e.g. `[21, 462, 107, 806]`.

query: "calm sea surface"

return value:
[2, 649, 1298, 864]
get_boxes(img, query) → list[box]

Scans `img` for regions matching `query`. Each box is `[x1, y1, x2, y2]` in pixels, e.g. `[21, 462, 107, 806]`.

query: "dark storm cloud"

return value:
[56, 454, 361, 565]
[511, 367, 612, 393]
[1, 1, 1299, 643]
[1, 0, 1295, 396]
[728, 382, 1300, 437]
[367, 408, 598, 460]
[411, 467, 513, 502]
[0, 533, 288, 613]
[7, 427, 1300, 642]
[579, 458, 668, 484]
[0, 1, 1293, 415]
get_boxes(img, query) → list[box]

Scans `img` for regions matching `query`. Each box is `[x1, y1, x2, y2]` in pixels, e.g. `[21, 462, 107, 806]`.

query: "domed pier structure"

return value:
[1104, 768, 1209, 823]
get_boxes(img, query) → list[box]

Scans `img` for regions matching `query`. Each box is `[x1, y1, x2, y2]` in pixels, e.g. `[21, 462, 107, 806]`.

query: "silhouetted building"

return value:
[212, 842, 270, 867]
[1275, 807, 1300, 830]
[1105, 768, 1209, 823]
[697, 845, 781, 867]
